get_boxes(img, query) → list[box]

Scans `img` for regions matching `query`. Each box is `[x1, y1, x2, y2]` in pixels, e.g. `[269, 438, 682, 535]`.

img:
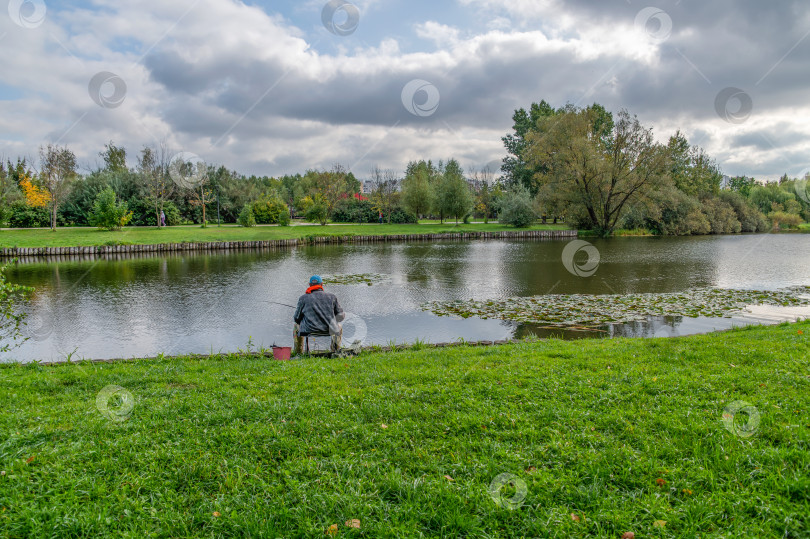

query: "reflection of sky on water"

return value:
[2, 233, 809, 362]
[708, 233, 810, 290]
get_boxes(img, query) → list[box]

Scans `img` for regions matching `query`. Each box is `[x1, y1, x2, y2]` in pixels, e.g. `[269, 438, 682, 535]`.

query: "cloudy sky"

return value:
[1, 0, 808, 180]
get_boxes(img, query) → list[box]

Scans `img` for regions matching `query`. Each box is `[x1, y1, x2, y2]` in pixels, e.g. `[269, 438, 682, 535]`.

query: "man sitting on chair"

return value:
[293, 275, 345, 355]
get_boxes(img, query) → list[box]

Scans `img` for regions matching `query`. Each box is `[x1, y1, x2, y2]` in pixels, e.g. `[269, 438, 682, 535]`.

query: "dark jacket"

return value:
[293, 289, 345, 335]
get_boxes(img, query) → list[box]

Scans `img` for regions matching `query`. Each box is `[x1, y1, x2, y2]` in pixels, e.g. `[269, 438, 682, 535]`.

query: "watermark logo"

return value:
[168, 152, 206, 189]
[634, 7, 672, 43]
[561, 240, 600, 278]
[88, 72, 127, 109]
[715, 87, 753, 124]
[96, 385, 135, 422]
[653, 325, 680, 338]
[321, 0, 359, 36]
[722, 400, 760, 438]
[488, 473, 527, 510]
[22, 305, 53, 342]
[651, 318, 680, 338]
[8, 0, 46, 28]
[401, 79, 440, 117]
[340, 312, 368, 348]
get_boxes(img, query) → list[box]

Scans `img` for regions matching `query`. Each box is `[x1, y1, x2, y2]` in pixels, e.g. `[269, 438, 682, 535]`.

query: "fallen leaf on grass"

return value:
[622, 533, 635, 539]
[653, 520, 667, 528]
[525, 466, 536, 473]
[799, 330, 804, 335]
[729, 363, 737, 367]
[682, 489, 693, 495]
[25, 456, 34, 464]
[656, 478, 666, 486]
[570, 513, 580, 522]
[325, 523, 338, 535]
[444, 475, 454, 482]
[212, 512, 221, 517]
[380, 424, 388, 429]
[345, 519, 361, 529]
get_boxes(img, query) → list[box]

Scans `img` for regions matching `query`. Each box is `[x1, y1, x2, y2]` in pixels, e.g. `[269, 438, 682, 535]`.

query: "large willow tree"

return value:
[524, 107, 669, 236]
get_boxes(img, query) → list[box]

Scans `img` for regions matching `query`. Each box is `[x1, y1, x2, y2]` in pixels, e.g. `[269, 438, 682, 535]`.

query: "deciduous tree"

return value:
[369, 166, 399, 224]
[100, 141, 127, 173]
[435, 159, 473, 224]
[471, 167, 495, 223]
[525, 108, 669, 236]
[0, 262, 33, 353]
[39, 144, 77, 231]
[90, 187, 133, 231]
[401, 160, 435, 218]
[138, 143, 174, 228]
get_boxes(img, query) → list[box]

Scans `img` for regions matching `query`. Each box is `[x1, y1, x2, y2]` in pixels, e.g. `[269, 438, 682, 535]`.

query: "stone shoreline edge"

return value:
[0, 229, 577, 258]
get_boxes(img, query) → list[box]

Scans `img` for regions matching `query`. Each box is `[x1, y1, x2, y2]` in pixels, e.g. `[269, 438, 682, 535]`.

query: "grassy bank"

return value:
[1, 323, 808, 537]
[0, 223, 570, 249]
[579, 228, 656, 237]
[580, 227, 809, 237]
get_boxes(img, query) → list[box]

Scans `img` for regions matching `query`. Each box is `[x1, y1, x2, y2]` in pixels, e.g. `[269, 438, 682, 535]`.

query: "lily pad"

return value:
[422, 287, 810, 328]
[322, 273, 387, 286]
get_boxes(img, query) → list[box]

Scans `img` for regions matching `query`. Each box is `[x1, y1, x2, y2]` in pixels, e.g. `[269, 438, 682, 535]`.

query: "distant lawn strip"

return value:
[0, 223, 570, 249]
[1, 321, 808, 537]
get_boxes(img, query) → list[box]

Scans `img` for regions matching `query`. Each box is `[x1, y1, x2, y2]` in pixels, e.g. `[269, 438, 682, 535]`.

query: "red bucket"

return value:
[272, 346, 292, 361]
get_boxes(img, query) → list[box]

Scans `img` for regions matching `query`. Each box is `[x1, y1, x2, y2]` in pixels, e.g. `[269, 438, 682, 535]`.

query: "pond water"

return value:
[3, 233, 810, 362]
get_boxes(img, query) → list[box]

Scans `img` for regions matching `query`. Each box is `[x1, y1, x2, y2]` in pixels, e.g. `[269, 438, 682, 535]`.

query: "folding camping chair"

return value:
[303, 329, 342, 355]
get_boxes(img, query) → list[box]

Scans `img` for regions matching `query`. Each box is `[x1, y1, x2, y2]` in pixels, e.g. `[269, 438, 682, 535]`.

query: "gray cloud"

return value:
[730, 125, 808, 151]
[3, 0, 809, 180]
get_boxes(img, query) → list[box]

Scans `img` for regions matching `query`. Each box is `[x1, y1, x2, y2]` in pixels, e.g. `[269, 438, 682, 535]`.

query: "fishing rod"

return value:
[264, 301, 296, 309]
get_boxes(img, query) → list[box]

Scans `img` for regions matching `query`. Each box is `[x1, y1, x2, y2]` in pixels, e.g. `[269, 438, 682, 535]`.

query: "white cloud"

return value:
[415, 21, 461, 47]
[0, 0, 807, 180]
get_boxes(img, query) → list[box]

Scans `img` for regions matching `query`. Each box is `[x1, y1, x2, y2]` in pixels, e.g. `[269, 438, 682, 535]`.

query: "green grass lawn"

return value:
[0, 222, 570, 249]
[1, 322, 808, 537]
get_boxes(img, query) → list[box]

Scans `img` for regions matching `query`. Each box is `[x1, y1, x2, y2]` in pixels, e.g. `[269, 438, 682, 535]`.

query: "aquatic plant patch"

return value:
[422, 287, 810, 327]
[322, 273, 388, 286]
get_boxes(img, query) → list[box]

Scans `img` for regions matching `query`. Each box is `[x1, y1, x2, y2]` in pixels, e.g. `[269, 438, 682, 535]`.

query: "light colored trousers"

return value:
[293, 323, 342, 354]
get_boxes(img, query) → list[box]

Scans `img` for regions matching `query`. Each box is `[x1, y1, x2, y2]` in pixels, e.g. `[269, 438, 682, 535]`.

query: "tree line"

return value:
[0, 143, 496, 230]
[1, 100, 808, 234]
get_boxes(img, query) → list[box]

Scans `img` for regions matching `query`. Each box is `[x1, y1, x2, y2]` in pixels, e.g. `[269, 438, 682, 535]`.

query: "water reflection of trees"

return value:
[501, 237, 717, 297]
[606, 316, 682, 338]
[514, 322, 603, 341]
[511, 315, 683, 341]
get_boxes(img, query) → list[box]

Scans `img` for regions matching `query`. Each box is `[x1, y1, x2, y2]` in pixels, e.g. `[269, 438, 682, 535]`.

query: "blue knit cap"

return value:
[309, 275, 323, 285]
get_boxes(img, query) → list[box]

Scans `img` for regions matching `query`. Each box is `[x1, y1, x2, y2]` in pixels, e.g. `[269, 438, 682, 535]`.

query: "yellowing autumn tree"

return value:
[19, 176, 51, 208]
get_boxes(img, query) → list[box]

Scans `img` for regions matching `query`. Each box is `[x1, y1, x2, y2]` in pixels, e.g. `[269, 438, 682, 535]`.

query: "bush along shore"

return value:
[0, 229, 577, 258]
[0, 320, 808, 537]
